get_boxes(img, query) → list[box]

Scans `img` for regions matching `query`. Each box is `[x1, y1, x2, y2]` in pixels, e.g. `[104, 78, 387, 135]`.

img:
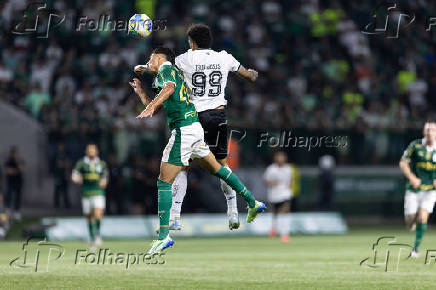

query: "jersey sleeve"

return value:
[156, 66, 177, 89]
[402, 140, 417, 161]
[73, 160, 82, 174]
[175, 53, 188, 72]
[263, 166, 273, 182]
[221, 51, 240, 72]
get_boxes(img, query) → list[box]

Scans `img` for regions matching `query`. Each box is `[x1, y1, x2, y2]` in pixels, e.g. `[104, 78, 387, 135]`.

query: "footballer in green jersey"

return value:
[72, 144, 108, 251]
[129, 47, 265, 255]
[400, 121, 436, 257]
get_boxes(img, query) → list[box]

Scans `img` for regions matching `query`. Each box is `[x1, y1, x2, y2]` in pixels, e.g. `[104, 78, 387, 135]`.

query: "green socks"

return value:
[213, 166, 256, 208]
[95, 219, 101, 237]
[157, 179, 173, 240]
[88, 221, 95, 241]
[414, 222, 427, 250]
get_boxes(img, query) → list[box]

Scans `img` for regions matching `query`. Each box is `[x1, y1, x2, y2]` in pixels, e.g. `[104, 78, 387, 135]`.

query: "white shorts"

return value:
[82, 195, 106, 215]
[404, 190, 436, 215]
[162, 122, 211, 166]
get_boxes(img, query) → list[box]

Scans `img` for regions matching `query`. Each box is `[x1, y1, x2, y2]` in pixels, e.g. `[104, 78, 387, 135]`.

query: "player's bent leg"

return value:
[197, 153, 266, 223]
[82, 197, 96, 250]
[278, 201, 291, 243]
[404, 191, 418, 231]
[217, 158, 239, 230]
[405, 214, 417, 231]
[169, 168, 188, 230]
[412, 209, 429, 257]
[93, 206, 104, 247]
[269, 204, 278, 237]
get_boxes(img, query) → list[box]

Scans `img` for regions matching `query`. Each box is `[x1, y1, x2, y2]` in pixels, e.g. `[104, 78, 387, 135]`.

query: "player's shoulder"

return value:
[267, 163, 277, 170]
[217, 49, 234, 58]
[408, 139, 423, 149]
[74, 157, 85, 168]
[158, 62, 176, 76]
[176, 50, 190, 61]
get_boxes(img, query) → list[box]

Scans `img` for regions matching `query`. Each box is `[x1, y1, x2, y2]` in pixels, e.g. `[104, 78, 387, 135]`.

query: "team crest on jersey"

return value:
[95, 164, 102, 173]
[432, 154, 436, 163]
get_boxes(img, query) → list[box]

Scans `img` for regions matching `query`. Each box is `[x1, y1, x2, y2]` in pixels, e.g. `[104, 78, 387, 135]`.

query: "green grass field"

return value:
[1, 227, 436, 289]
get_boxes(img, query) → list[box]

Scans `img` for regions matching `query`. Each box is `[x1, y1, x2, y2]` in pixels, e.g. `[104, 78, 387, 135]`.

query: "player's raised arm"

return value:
[137, 82, 175, 119]
[236, 65, 258, 82]
[129, 77, 153, 106]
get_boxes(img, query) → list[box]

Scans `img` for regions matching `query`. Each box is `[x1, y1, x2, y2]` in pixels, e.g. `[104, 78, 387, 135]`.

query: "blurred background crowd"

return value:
[0, 0, 435, 215]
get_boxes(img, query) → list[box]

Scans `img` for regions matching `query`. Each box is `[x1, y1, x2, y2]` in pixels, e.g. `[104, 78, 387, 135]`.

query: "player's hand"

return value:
[99, 179, 108, 189]
[247, 69, 258, 81]
[72, 173, 83, 184]
[134, 65, 148, 75]
[136, 104, 156, 119]
[433, 179, 436, 188]
[129, 78, 144, 95]
[410, 175, 422, 189]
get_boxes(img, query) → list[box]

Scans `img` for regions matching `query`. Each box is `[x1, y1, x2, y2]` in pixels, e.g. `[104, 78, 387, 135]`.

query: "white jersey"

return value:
[175, 49, 240, 112]
[263, 163, 293, 203]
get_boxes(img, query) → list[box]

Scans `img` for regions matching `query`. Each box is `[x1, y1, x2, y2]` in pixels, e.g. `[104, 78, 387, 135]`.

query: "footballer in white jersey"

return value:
[175, 48, 240, 113]
[263, 151, 292, 242]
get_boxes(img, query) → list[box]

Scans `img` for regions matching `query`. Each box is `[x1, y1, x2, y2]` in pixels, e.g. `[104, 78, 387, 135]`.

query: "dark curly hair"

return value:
[187, 24, 212, 48]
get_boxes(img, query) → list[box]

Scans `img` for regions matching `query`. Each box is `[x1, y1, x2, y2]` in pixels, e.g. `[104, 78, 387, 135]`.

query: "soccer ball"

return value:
[128, 14, 153, 38]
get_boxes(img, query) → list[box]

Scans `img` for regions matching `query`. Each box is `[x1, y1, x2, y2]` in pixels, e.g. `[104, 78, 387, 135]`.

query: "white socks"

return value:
[220, 165, 238, 216]
[277, 213, 290, 236]
[170, 170, 188, 220]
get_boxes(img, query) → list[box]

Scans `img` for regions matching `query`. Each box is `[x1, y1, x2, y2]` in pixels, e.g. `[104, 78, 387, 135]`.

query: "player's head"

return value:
[86, 144, 99, 159]
[187, 24, 212, 49]
[423, 119, 436, 143]
[147, 47, 175, 73]
[274, 151, 287, 165]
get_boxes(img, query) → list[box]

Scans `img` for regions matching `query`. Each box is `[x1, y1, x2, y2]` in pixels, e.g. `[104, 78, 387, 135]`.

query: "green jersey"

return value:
[73, 157, 107, 197]
[403, 139, 436, 192]
[152, 61, 199, 130]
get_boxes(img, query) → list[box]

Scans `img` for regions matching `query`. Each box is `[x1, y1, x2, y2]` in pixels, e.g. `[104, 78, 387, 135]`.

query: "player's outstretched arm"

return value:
[399, 158, 421, 188]
[137, 82, 175, 119]
[129, 78, 152, 106]
[236, 65, 258, 82]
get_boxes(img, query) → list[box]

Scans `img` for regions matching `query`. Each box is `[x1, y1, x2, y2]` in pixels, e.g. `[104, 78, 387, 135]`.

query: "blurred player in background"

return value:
[263, 151, 293, 243]
[4, 146, 24, 221]
[400, 120, 436, 258]
[72, 144, 108, 251]
[131, 47, 265, 255]
[136, 24, 258, 230]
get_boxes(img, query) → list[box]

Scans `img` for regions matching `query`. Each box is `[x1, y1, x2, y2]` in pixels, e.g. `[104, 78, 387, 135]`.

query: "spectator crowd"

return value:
[0, 0, 435, 168]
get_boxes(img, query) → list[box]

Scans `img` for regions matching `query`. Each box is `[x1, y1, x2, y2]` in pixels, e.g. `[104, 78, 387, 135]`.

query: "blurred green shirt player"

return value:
[72, 144, 108, 251]
[400, 121, 436, 257]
